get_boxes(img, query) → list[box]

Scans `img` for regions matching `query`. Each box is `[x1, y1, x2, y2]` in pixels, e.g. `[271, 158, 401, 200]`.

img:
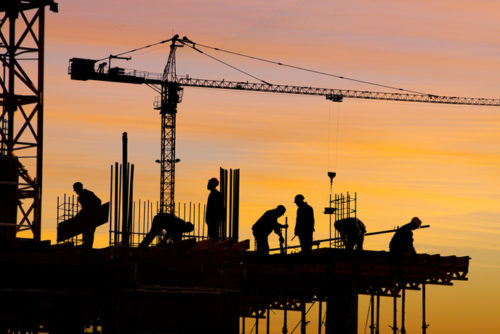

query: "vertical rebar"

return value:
[138, 199, 141, 243]
[127, 163, 135, 246]
[189, 201, 192, 237]
[118, 164, 122, 243]
[203, 204, 206, 239]
[114, 162, 119, 245]
[109, 164, 113, 246]
[229, 169, 233, 240]
[122, 132, 129, 245]
[284, 217, 288, 254]
[198, 203, 201, 240]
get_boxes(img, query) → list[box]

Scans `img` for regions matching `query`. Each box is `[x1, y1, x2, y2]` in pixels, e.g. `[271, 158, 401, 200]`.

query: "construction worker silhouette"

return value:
[206, 177, 225, 242]
[389, 217, 422, 255]
[73, 182, 101, 249]
[252, 205, 288, 255]
[334, 217, 366, 251]
[139, 212, 194, 248]
[294, 194, 315, 254]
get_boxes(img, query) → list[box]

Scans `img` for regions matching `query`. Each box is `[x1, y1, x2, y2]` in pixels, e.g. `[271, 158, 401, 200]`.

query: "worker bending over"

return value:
[252, 205, 288, 255]
[389, 217, 422, 255]
[334, 217, 366, 251]
[140, 212, 194, 248]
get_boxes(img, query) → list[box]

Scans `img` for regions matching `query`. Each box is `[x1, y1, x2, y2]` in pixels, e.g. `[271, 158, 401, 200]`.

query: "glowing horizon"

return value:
[28, 1, 500, 332]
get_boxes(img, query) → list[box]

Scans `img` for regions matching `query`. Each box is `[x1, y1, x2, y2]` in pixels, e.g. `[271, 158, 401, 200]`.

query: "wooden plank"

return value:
[57, 203, 109, 242]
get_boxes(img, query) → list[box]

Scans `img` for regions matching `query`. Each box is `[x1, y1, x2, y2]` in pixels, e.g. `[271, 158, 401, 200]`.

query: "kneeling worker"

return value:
[139, 212, 194, 248]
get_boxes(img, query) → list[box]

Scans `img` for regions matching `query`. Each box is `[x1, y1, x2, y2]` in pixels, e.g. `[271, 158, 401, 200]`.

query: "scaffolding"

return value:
[325, 192, 357, 248]
[56, 194, 82, 245]
[108, 199, 207, 247]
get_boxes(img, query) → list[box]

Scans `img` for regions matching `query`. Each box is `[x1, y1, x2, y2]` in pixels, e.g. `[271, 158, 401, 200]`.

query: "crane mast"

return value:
[68, 41, 500, 217]
[157, 36, 183, 214]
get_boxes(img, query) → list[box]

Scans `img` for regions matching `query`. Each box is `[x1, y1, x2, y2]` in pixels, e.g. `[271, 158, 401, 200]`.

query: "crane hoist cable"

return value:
[187, 40, 429, 95]
[96, 34, 430, 96]
[95, 37, 175, 62]
[179, 40, 272, 85]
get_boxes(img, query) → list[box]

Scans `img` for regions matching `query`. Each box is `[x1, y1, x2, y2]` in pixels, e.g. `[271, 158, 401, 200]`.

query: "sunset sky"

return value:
[33, 0, 500, 332]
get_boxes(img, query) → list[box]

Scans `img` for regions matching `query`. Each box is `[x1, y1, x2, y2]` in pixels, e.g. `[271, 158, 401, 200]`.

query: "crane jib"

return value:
[68, 58, 500, 107]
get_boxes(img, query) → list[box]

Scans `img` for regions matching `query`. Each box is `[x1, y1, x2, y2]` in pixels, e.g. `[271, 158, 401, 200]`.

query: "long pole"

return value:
[318, 300, 322, 334]
[376, 291, 380, 334]
[392, 288, 398, 334]
[370, 292, 375, 334]
[422, 283, 428, 334]
[122, 132, 129, 245]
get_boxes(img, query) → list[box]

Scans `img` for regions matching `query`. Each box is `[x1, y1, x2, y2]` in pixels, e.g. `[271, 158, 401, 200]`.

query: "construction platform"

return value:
[0, 240, 469, 334]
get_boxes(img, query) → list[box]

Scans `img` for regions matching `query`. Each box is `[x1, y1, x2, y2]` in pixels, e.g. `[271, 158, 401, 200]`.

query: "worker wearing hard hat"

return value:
[389, 217, 422, 255]
[294, 194, 315, 255]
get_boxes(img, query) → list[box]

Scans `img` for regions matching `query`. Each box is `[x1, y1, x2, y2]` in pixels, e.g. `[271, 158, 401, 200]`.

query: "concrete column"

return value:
[326, 279, 358, 334]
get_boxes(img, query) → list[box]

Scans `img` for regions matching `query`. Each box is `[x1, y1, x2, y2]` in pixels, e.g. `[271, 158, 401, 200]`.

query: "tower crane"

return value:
[68, 35, 500, 215]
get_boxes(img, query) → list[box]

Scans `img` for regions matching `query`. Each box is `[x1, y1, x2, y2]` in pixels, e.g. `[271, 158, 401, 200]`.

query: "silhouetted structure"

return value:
[206, 177, 224, 242]
[252, 205, 287, 255]
[0, 242, 469, 334]
[219, 168, 240, 242]
[139, 212, 194, 247]
[390, 217, 422, 255]
[0, 0, 58, 242]
[73, 182, 101, 248]
[294, 194, 315, 254]
[334, 217, 366, 250]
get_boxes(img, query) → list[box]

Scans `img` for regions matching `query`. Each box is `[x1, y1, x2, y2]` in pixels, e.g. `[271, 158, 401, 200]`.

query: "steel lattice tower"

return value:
[0, 1, 58, 241]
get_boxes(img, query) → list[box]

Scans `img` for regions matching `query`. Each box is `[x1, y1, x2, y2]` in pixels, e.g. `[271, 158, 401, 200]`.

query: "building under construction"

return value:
[0, 1, 488, 333]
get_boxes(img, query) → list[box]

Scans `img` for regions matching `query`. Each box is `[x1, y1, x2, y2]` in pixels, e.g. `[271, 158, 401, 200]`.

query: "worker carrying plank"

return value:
[252, 205, 288, 255]
[389, 217, 422, 255]
[139, 213, 194, 248]
[334, 217, 366, 251]
[57, 182, 108, 249]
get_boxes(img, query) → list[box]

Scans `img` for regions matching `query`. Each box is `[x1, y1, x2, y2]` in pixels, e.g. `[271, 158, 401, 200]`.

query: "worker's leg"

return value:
[82, 227, 96, 249]
[256, 236, 269, 255]
[299, 233, 313, 254]
[207, 220, 220, 242]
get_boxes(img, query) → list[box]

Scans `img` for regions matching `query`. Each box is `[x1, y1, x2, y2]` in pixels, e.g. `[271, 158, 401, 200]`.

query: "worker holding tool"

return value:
[252, 205, 288, 255]
[294, 194, 315, 255]
[334, 217, 366, 251]
[389, 217, 422, 255]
